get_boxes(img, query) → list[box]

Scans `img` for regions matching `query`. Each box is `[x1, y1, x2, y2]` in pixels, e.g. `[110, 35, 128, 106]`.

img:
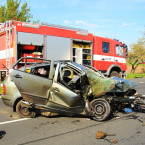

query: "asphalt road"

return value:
[0, 78, 145, 145]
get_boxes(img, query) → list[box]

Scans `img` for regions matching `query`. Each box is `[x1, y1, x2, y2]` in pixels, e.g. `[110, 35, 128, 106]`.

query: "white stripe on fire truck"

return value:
[93, 54, 126, 64]
[0, 48, 13, 59]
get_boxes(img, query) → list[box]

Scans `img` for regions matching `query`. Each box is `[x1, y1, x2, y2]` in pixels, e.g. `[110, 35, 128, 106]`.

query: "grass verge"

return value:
[0, 85, 2, 94]
[126, 73, 145, 79]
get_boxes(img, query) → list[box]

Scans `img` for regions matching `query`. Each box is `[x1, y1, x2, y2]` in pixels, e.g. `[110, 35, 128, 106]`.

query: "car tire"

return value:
[110, 71, 121, 78]
[91, 98, 111, 121]
[16, 101, 36, 118]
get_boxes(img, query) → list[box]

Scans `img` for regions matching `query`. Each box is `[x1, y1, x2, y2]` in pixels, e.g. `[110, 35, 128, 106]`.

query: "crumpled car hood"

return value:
[85, 70, 116, 97]
[85, 70, 136, 97]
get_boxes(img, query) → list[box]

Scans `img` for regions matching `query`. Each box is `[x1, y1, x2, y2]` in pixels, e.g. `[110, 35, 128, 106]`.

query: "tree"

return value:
[128, 38, 145, 73]
[0, 0, 33, 23]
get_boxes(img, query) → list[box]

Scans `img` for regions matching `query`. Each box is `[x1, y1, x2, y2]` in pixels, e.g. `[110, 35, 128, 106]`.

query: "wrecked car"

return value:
[2, 57, 138, 121]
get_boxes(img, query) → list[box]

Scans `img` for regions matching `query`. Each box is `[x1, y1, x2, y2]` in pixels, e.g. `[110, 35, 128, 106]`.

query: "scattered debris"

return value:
[124, 108, 133, 113]
[134, 99, 145, 112]
[134, 118, 145, 126]
[127, 115, 138, 120]
[96, 131, 106, 139]
[51, 121, 58, 124]
[0, 131, 6, 139]
[33, 127, 38, 130]
[96, 131, 115, 139]
[111, 140, 117, 144]
[72, 120, 80, 123]
[96, 131, 117, 144]
[137, 131, 141, 134]
[115, 116, 120, 119]
[138, 119, 145, 126]
[138, 119, 143, 123]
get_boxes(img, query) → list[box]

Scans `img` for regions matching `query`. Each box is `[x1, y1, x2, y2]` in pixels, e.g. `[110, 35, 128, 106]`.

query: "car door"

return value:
[48, 62, 84, 110]
[10, 59, 54, 105]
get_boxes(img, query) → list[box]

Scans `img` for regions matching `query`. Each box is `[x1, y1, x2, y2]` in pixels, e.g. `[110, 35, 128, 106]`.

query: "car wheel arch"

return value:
[13, 97, 23, 112]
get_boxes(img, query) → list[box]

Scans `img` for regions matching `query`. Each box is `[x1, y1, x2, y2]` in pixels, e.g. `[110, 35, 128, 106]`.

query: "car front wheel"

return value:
[16, 101, 36, 118]
[91, 98, 111, 121]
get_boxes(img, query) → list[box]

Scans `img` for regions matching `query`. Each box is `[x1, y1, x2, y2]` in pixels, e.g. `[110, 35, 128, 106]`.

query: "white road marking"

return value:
[0, 96, 1, 99]
[0, 118, 30, 125]
[138, 82, 145, 84]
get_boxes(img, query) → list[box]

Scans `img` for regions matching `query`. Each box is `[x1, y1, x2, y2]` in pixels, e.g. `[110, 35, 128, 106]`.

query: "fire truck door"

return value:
[115, 45, 126, 70]
[99, 40, 114, 71]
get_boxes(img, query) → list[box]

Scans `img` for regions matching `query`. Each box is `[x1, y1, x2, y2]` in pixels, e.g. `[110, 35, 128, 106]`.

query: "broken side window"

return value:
[31, 65, 50, 78]
[59, 65, 81, 91]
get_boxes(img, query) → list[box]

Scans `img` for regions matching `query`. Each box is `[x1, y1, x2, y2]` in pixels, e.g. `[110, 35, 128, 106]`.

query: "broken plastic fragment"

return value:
[111, 140, 117, 144]
[96, 131, 116, 139]
[96, 131, 107, 139]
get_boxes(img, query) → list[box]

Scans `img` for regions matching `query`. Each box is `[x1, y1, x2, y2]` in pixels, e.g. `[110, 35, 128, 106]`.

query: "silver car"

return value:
[2, 57, 138, 121]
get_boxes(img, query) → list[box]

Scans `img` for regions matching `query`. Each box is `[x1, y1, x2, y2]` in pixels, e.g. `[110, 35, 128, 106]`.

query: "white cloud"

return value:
[122, 22, 137, 26]
[64, 20, 71, 25]
[75, 20, 87, 25]
[75, 20, 99, 28]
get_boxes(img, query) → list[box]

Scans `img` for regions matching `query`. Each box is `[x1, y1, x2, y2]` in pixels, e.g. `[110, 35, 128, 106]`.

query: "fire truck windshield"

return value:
[116, 45, 124, 57]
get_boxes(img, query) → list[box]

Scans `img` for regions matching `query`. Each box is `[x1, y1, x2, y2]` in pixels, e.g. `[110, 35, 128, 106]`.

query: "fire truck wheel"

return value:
[16, 101, 36, 118]
[110, 71, 121, 78]
[91, 98, 111, 121]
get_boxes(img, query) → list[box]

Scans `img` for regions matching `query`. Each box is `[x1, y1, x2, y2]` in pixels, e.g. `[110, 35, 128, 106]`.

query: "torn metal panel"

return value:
[85, 69, 116, 97]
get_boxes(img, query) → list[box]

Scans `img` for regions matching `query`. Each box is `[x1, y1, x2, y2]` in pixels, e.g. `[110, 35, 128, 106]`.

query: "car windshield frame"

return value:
[70, 62, 105, 78]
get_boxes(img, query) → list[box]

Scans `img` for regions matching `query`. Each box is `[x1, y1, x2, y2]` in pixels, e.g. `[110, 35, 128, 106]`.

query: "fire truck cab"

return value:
[93, 36, 127, 78]
[0, 20, 128, 80]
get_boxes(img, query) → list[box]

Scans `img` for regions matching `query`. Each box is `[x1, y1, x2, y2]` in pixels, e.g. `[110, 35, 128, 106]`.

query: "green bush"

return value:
[126, 73, 145, 79]
[0, 85, 2, 94]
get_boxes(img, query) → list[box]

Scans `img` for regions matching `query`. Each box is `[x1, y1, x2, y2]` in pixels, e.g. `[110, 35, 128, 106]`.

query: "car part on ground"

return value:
[2, 57, 142, 121]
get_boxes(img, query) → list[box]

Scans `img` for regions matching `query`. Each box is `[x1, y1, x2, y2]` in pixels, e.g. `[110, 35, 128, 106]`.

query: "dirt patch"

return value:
[127, 66, 145, 73]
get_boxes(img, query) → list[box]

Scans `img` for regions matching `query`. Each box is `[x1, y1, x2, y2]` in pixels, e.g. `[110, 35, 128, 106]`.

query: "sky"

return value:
[1, 0, 145, 48]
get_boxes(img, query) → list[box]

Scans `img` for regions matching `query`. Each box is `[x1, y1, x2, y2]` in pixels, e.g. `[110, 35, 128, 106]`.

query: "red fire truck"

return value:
[0, 20, 128, 80]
